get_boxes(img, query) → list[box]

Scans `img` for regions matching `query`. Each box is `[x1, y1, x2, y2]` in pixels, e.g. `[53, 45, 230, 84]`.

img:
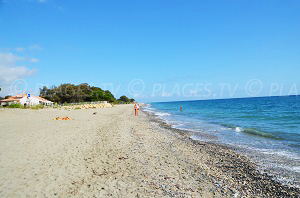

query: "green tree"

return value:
[40, 83, 117, 104]
[103, 90, 116, 103]
[129, 98, 135, 103]
[119, 95, 130, 103]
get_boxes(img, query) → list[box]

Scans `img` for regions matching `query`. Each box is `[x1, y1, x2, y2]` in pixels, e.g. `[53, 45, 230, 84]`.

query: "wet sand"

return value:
[0, 105, 299, 197]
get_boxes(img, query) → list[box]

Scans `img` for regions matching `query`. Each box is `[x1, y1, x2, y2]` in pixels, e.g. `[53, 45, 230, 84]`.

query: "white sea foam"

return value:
[254, 148, 300, 160]
[143, 109, 154, 112]
[154, 112, 171, 117]
[172, 123, 184, 127]
[290, 166, 300, 173]
[235, 127, 242, 132]
[190, 135, 204, 141]
[271, 164, 300, 173]
[235, 145, 300, 161]
[143, 105, 156, 114]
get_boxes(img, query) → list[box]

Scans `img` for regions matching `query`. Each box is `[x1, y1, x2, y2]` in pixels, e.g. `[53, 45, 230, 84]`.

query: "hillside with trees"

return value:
[39, 83, 133, 104]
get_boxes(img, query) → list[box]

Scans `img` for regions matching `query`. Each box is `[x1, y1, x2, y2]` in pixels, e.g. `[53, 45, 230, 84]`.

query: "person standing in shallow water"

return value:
[134, 103, 139, 116]
[134, 103, 137, 116]
[180, 106, 183, 112]
[136, 103, 140, 116]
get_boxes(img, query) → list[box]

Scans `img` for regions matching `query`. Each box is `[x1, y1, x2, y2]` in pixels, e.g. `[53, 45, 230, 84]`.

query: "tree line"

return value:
[39, 83, 134, 104]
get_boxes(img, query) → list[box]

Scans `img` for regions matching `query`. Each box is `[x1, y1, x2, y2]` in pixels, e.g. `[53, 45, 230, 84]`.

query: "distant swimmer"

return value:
[180, 106, 182, 112]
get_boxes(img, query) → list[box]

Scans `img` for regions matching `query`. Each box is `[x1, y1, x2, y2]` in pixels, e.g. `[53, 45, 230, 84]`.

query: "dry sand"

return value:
[0, 105, 299, 197]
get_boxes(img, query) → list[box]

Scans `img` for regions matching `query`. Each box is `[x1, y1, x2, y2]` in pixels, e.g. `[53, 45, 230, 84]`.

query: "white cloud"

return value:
[0, 53, 25, 65]
[12, 44, 43, 52]
[30, 58, 39, 62]
[16, 47, 25, 52]
[0, 53, 36, 96]
[29, 44, 42, 51]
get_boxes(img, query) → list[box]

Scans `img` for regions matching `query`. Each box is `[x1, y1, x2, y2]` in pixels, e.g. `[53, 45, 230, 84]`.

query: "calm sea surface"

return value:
[144, 96, 300, 187]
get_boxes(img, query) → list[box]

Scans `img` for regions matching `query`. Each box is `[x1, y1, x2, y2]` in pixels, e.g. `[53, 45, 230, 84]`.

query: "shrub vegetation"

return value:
[40, 83, 134, 104]
[9, 103, 24, 109]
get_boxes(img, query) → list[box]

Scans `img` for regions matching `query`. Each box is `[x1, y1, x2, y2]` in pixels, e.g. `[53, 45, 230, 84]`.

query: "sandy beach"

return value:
[0, 105, 299, 197]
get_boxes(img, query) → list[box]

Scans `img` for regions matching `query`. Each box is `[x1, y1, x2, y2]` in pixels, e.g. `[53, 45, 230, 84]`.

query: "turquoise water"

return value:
[144, 96, 300, 187]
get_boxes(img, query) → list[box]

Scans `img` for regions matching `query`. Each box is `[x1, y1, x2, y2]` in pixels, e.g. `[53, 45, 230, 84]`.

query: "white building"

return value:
[0, 94, 53, 106]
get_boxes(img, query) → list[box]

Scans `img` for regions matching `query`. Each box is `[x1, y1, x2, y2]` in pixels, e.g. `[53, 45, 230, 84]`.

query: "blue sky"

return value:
[0, 0, 299, 102]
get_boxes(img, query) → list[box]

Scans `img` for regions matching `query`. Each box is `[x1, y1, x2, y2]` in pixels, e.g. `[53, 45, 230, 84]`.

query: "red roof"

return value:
[16, 94, 27, 98]
[32, 96, 52, 102]
[0, 98, 20, 102]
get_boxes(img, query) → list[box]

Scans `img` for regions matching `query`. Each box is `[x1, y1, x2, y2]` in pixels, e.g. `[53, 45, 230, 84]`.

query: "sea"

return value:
[143, 95, 300, 187]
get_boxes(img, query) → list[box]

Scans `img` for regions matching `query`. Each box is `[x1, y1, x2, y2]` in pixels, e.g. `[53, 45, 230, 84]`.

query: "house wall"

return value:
[29, 97, 40, 106]
[1, 96, 53, 106]
[0, 101, 19, 106]
[0, 102, 8, 106]
[19, 97, 28, 105]
[19, 97, 40, 106]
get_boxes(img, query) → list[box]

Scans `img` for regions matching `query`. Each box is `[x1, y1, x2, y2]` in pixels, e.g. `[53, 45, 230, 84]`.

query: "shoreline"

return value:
[0, 105, 299, 197]
[142, 108, 300, 197]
